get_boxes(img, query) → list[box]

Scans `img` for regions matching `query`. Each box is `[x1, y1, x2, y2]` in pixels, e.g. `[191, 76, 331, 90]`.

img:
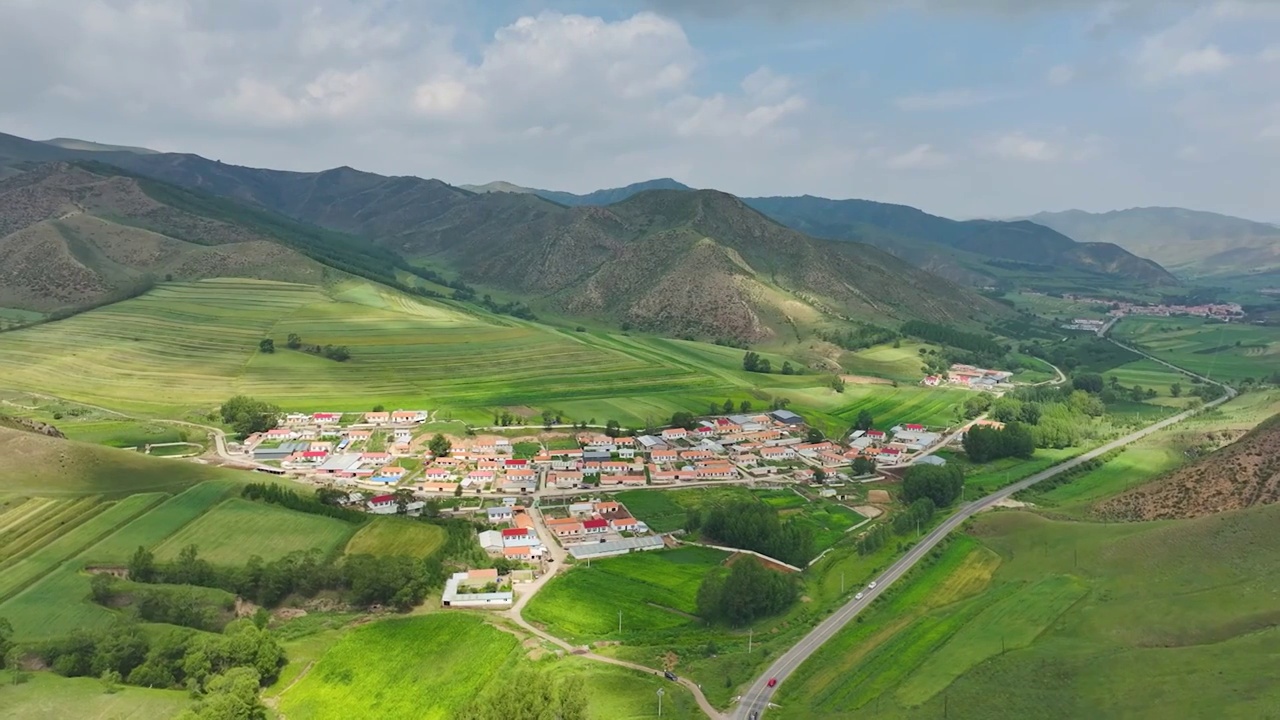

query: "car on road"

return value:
[855, 592, 864, 599]
[868, 581, 877, 589]
[664, 670, 677, 681]
[767, 677, 777, 688]
[750, 713, 758, 720]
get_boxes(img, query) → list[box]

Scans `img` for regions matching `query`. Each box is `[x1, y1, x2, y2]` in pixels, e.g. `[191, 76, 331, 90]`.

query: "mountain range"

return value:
[461, 177, 1178, 288]
[1026, 208, 1280, 278]
[0, 133, 1010, 341]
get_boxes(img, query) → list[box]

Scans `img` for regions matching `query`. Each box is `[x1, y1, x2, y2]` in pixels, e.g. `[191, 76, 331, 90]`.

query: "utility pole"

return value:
[619, 609, 623, 634]
[748, 629, 753, 653]
[657, 687, 664, 717]
[841, 572, 845, 594]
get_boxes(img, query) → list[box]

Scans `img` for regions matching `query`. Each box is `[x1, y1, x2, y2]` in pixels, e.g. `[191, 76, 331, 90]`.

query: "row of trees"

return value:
[127, 544, 449, 611]
[274, 333, 352, 362]
[817, 323, 898, 352]
[901, 321, 1006, 358]
[696, 556, 799, 626]
[219, 396, 280, 438]
[962, 422, 1036, 463]
[90, 577, 232, 633]
[244, 483, 367, 523]
[688, 501, 817, 567]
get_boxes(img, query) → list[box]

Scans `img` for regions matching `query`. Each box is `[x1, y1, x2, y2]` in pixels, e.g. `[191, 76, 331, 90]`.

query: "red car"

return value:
[767, 678, 778, 688]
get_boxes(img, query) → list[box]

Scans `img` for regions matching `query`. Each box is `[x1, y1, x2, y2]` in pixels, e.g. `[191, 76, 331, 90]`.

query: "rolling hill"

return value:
[460, 178, 694, 206]
[1098, 412, 1280, 521]
[743, 195, 1179, 289]
[1027, 207, 1280, 278]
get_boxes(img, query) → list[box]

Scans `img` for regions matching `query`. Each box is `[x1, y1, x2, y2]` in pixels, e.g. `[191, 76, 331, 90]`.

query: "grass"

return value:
[59, 419, 188, 448]
[0, 671, 191, 719]
[83, 481, 242, 563]
[1104, 358, 1196, 407]
[774, 503, 1280, 719]
[524, 547, 728, 643]
[152, 497, 356, 564]
[839, 341, 934, 382]
[1114, 316, 1280, 384]
[343, 517, 446, 558]
[615, 490, 686, 533]
[943, 447, 1081, 495]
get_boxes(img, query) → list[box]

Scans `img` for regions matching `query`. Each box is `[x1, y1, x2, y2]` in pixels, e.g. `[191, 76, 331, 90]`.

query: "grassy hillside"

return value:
[774, 504, 1280, 719]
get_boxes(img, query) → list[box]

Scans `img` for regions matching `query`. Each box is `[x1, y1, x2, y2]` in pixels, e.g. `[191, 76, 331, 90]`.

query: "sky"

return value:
[1, 0, 1277, 219]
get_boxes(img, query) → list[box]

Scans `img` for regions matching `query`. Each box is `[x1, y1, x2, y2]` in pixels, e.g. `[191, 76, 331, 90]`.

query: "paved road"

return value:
[734, 337, 1235, 719]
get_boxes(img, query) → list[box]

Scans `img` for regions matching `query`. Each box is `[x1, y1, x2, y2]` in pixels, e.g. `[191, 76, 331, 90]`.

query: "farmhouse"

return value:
[582, 518, 609, 535]
[362, 452, 392, 466]
[345, 429, 372, 442]
[650, 449, 679, 464]
[477, 530, 505, 552]
[365, 411, 391, 424]
[501, 527, 540, 547]
[317, 452, 364, 474]
[468, 470, 495, 484]
[550, 520, 584, 539]
[568, 502, 595, 516]
[769, 409, 805, 426]
[420, 481, 458, 493]
[611, 515, 639, 532]
[760, 446, 797, 461]
[441, 570, 513, 608]
[393, 428, 413, 444]
[680, 449, 717, 462]
[549, 472, 584, 489]
[500, 477, 538, 494]
[599, 475, 646, 487]
[367, 494, 398, 514]
[422, 468, 453, 482]
[503, 546, 536, 561]
[696, 464, 736, 480]
[661, 427, 688, 441]
[486, 506, 514, 524]
[313, 412, 341, 425]
[392, 410, 427, 423]
[636, 435, 667, 451]
[375, 466, 407, 481]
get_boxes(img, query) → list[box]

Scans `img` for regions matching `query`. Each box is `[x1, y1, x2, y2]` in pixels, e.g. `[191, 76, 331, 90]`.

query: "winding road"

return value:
[733, 335, 1235, 719]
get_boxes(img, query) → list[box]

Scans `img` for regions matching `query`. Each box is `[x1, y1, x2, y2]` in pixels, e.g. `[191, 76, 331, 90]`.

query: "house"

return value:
[548, 448, 583, 458]
[477, 459, 504, 472]
[367, 494, 398, 513]
[494, 438, 512, 454]
[550, 521, 584, 539]
[505, 458, 529, 469]
[284, 412, 310, 425]
[583, 450, 611, 463]
[599, 461, 634, 475]
[419, 481, 458, 493]
[313, 412, 342, 425]
[503, 546, 540, 561]
[423, 467, 453, 482]
[916, 455, 948, 466]
[376, 465, 407, 480]
[486, 506, 514, 524]
[317, 452, 364, 474]
[549, 472, 584, 489]
[650, 449, 679, 465]
[661, 427, 688, 441]
[300, 450, 329, 462]
[361, 452, 392, 466]
[864, 430, 887, 441]
[365, 411, 391, 424]
[636, 435, 667, 451]
[877, 447, 903, 463]
[582, 518, 609, 535]
[581, 463, 601, 476]
[680, 450, 717, 462]
[500, 477, 538, 494]
[617, 447, 636, 459]
[442, 570, 512, 608]
[905, 423, 926, 432]
[392, 410, 426, 423]
[769, 409, 804, 426]
[794, 469, 815, 483]
[532, 453, 553, 466]
[477, 530, 505, 552]
[393, 428, 413, 444]
[594, 501, 621, 515]
[471, 440, 497, 454]
[568, 502, 595, 516]
[611, 515, 640, 532]
[760, 446, 797, 461]
[696, 464, 736, 480]
[819, 452, 849, 468]
[345, 429, 372, 442]
[921, 375, 941, 387]
[467, 470, 495, 484]
[501, 528, 541, 548]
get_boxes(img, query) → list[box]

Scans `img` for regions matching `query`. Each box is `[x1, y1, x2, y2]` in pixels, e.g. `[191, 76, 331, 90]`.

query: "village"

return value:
[230, 406, 965, 608]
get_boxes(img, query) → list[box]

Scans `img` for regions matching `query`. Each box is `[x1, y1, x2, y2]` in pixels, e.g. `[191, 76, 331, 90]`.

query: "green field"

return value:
[614, 490, 687, 533]
[939, 447, 1080, 495]
[773, 504, 1280, 719]
[839, 341, 933, 382]
[525, 546, 728, 643]
[1105, 358, 1196, 406]
[1114, 316, 1280, 384]
[152, 497, 355, 564]
[277, 614, 697, 720]
[0, 671, 191, 719]
[343, 517, 446, 558]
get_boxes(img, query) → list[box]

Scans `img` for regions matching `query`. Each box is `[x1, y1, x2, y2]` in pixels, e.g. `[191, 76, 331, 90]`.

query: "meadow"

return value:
[838, 341, 934, 382]
[524, 546, 728, 642]
[276, 614, 698, 720]
[1105, 358, 1196, 406]
[343, 517, 446, 558]
[939, 447, 1081, 495]
[0, 671, 191, 720]
[152, 497, 355, 564]
[773, 504, 1280, 719]
[1114, 316, 1280, 383]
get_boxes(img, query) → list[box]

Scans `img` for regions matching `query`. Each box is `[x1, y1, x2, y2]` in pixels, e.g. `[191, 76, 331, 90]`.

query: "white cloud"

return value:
[885, 144, 950, 170]
[984, 132, 1062, 162]
[1046, 64, 1076, 85]
[894, 88, 1001, 111]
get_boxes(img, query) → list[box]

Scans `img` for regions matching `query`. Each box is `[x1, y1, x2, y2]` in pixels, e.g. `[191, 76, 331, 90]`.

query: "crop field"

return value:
[82, 481, 240, 563]
[1114, 316, 1280, 383]
[0, 496, 106, 565]
[775, 504, 1280, 719]
[827, 386, 967, 431]
[615, 490, 687, 533]
[152, 498, 355, 564]
[943, 447, 1080, 495]
[524, 547, 728, 643]
[1105, 359, 1196, 405]
[0, 671, 191, 720]
[0, 279, 741, 419]
[839, 341, 934, 382]
[343, 517, 446, 558]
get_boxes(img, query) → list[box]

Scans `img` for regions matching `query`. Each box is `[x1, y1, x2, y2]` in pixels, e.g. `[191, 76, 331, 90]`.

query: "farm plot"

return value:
[840, 341, 935, 382]
[343, 517, 446, 558]
[82, 480, 240, 563]
[152, 498, 356, 564]
[0, 279, 732, 417]
[614, 490, 687, 533]
[0, 493, 164, 603]
[1114, 317, 1280, 383]
[0, 496, 106, 565]
[827, 386, 967, 431]
[0, 672, 190, 720]
[524, 546, 728, 643]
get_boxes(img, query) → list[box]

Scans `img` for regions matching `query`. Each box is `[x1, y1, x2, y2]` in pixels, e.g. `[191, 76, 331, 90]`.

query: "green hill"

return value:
[1027, 207, 1280, 278]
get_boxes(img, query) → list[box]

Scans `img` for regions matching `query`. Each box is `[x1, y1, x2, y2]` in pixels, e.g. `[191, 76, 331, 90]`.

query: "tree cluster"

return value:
[690, 501, 816, 566]
[219, 396, 281, 439]
[817, 323, 898, 352]
[742, 351, 772, 374]
[962, 422, 1035, 463]
[696, 556, 798, 627]
[478, 294, 537, 321]
[428, 433, 453, 457]
[891, 498, 936, 535]
[670, 411, 698, 430]
[243, 483, 368, 523]
[90, 576, 232, 632]
[457, 669, 588, 720]
[900, 321, 1005, 358]
[901, 464, 965, 508]
[35, 619, 283, 693]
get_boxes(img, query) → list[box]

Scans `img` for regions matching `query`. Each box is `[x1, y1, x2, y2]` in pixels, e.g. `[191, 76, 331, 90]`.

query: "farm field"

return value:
[0, 671, 191, 720]
[773, 504, 1280, 719]
[277, 614, 698, 720]
[1105, 359, 1196, 406]
[839, 341, 933, 382]
[343, 517, 446, 558]
[940, 447, 1080, 495]
[152, 497, 356, 564]
[1114, 316, 1280, 383]
[524, 546, 728, 643]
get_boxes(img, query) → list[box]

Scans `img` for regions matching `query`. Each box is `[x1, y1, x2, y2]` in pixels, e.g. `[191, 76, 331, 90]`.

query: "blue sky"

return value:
[1, 0, 1277, 219]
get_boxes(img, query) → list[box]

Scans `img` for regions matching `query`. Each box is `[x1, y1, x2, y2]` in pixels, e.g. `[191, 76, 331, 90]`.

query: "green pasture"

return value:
[1105, 359, 1196, 406]
[1114, 316, 1279, 383]
[343, 517, 446, 558]
[83, 481, 241, 563]
[0, 671, 190, 720]
[59, 419, 188, 448]
[524, 546, 728, 643]
[152, 497, 356, 564]
[0, 496, 106, 565]
[839, 341, 933, 382]
[940, 447, 1080, 495]
[774, 504, 1280, 719]
[615, 490, 686, 533]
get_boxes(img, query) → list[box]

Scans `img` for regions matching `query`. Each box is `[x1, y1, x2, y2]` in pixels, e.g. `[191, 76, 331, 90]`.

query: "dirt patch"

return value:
[724, 551, 797, 574]
[85, 565, 128, 578]
[868, 489, 892, 504]
[274, 607, 308, 621]
[853, 505, 883, 518]
[984, 498, 1033, 511]
[841, 374, 894, 386]
[506, 406, 538, 419]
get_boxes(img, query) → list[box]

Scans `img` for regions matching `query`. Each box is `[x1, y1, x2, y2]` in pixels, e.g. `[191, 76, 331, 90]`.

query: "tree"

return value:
[812, 468, 827, 483]
[128, 547, 157, 583]
[901, 464, 964, 507]
[670, 411, 697, 430]
[805, 428, 825, 443]
[854, 410, 875, 432]
[830, 376, 846, 393]
[722, 399, 734, 414]
[428, 434, 451, 458]
[542, 410, 556, 428]
[286, 333, 302, 350]
[372, 404, 385, 412]
[696, 557, 798, 626]
[218, 396, 281, 439]
[743, 351, 761, 372]
[781, 361, 795, 375]
[1170, 382, 1182, 398]
[257, 338, 274, 354]
[0, 617, 11, 670]
[605, 419, 621, 438]
[176, 667, 266, 720]
[739, 400, 753, 413]
[757, 359, 772, 374]
[1072, 373, 1105, 394]
[851, 457, 877, 476]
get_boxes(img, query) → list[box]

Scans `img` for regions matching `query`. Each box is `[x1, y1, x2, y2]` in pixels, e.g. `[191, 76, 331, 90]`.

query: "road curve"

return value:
[735, 335, 1234, 720]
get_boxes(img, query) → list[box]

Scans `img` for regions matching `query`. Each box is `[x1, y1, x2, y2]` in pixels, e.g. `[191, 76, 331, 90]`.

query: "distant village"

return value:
[922, 363, 1014, 391]
[1052, 293, 1244, 321]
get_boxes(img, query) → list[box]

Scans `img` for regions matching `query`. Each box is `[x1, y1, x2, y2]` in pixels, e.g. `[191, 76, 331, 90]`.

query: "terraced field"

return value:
[0, 279, 732, 418]
[153, 497, 356, 564]
[1114, 316, 1279, 383]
